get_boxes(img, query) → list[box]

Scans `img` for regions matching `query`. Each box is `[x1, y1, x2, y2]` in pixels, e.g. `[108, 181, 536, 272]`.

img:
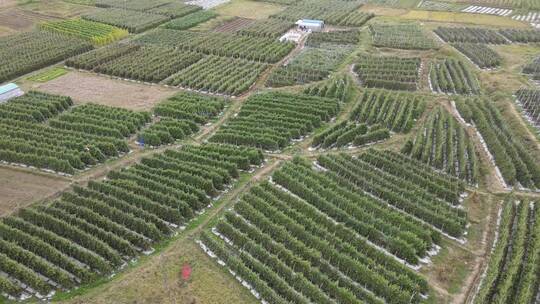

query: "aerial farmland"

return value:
[0, 0, 539, 303]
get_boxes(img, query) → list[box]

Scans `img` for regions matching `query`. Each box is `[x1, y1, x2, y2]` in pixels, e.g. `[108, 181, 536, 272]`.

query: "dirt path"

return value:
[455, 197, 500, 304]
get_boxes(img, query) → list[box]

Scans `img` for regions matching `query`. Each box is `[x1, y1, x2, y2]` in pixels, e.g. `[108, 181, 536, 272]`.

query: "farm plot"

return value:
[0, 91, 150, 175]
[515, 88, 540, 131]
[522, 55, 540, 80]
[138, 92, 226, 147]
[202, 151, 466, 304]
[453, 43, 502, 69]
[430, 58, 481, 94]
[67, 43, 204, 83]
[39, 18, 128, 46]
[353, 55, 421, 91]
[473, 198, 540, 304]
[35, 71, 177, 111]
[146, 2, 201, 18]
[134, 29, 295, 63]
[0, 144, 262, 301]
[305, 29, 361, 47]
[95, 0, 171, 11]
[455, 97, 540, 189]
[304, 74, 354, 102]
[82, 8, 169, 33]
[163, 10, 218, 31]
[418, 1, 466, 11]
[266, 44, 355, 87]
[27, 68, 68, 83]
[0, 30, 92, 83]
[402, 106, 478, 184]
[213, 17, 255, 33]
[467, 0, 540, 10]
[237, 18, 292, 38]
[434, 27, 507, 44]
[165, 55, 268, 96]
[511, 11, 540, 29]
[462, 5, 513, 16]
[351, 89, 427, 133]
[270, 0, 374, 26]
[369, 23, 439, 50]
[499, 29, 540, 43]
[210, 92, 340, 150]
[312, 122, 390, 149]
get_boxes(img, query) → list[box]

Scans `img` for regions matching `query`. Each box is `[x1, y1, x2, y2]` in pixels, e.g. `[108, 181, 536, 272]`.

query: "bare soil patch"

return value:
[0, 167, 70, 217]
[35, 71, 180, 111]
[213, 17, 254, 33]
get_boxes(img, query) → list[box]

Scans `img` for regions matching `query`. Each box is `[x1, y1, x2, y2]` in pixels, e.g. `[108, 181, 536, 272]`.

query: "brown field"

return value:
[0, 167, 70, 217]
[33, 71, 180, 111]
[0, 8, 59, 32]
[213, 17, 255, 33]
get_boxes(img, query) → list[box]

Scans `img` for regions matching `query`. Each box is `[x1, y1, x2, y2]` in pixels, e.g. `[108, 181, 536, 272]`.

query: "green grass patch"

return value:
[27, 67, 68, 82]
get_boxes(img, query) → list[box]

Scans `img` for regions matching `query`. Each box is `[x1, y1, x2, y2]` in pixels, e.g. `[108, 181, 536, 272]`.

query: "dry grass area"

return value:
[18, 0, 93, 18]
[213, 0, 285, 19]
[59, 239, 256, 304]
[399, 10, 529, 27]
[0, 167, 70, 217]
[33, 71, 179, 111]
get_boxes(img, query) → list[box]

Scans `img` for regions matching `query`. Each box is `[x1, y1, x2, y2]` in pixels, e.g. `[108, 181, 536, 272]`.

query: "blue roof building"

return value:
[0, 83, 24, 103]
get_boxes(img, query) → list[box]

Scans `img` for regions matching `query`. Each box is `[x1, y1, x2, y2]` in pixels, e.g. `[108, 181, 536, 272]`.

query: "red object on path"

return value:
[182, 264, 192, 281]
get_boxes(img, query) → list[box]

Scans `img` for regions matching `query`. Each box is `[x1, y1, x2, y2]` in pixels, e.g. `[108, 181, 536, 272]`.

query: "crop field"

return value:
[39, 19, 128, 46]
[402, 106, 478, 184]
[67, 43, 204, 83]
[202, 150, 466, 303]
[0, 144, 262, 299]
[0, 91, 149, 174]
[236, 18, 292, 38]
[138, 92, 226, 146]
[522, 54, 540, 80]
[95, 0, 170, 10]
[369, 23, 439, 50]
[27, 68, 68, 83]
[0, 30, 92, 83]
[305, 29, 361, 47]
[163, 10, 218, 30]
[498, 29, 540, 43]
[213, 17, 255, 33]
[146, 2, 201, 18]
[430, 58, 481, 94]
[453, 43, 502, 69]
[82, 8, 170, 33]
[135, 29, 294, 63]
[3, 0, 540, 302]
[303, 74, 353, 102]
[434, 27, 508, 44]
[455, 97, 540, 189]
[351, 89, 426, 133]
[210, 92, 340, 150]
[270, 0, 374, 26]
[464, 0, 540, 10]
[267, 44, 355, 87]
[165, 55, 268, 96]
[354, 55, 421, 91]
[515, 88, 540, 131]
[474, 198, 540, 304]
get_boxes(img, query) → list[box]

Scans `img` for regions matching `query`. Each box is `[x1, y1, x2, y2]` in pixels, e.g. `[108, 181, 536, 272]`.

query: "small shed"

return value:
[0, 83, 23, 103]
[296, 19, 324, 32]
